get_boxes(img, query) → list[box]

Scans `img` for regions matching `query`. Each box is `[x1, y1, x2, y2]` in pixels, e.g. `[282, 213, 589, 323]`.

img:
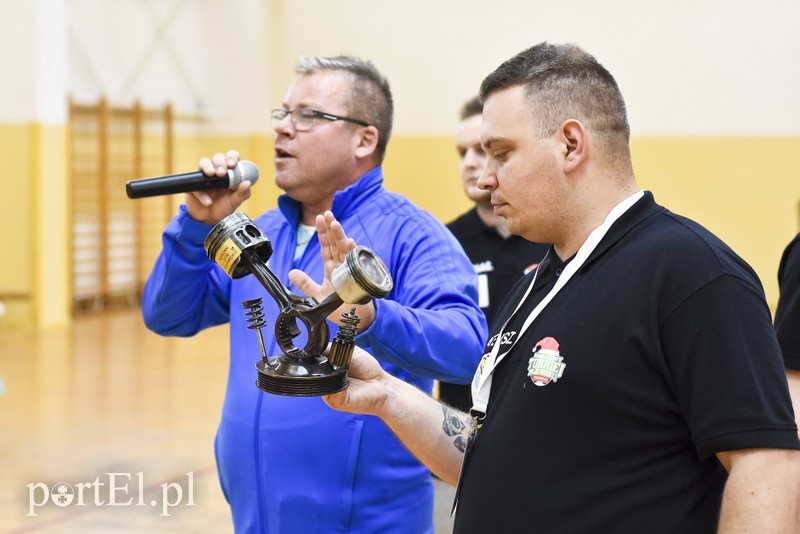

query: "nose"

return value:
[273, 113, 295, 137]
[476, 160, 497, 191]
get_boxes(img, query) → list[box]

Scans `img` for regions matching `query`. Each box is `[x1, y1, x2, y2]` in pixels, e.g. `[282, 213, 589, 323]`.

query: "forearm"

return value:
[718, 448, 800, 533]
[333, 369, 470, 485]
[142, 207, 231, 335]
[381, 376, 470, 484]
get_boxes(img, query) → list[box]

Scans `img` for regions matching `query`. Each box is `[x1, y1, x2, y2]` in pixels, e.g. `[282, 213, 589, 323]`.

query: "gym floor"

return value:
[0, 309, 231, 533]
[0, 309, 456, 533]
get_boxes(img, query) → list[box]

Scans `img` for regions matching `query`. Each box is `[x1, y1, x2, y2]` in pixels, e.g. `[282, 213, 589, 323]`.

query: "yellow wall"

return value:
[0, 124, 34, 323]
[31, 123, 70, 328]
[632, 137, 800, 308]
[3, 128, 797, 326]
[0, 122, 69, 327]
[383, 136, 472, 224]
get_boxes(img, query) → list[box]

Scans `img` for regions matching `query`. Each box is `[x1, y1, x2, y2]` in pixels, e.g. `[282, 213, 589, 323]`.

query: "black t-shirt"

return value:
[775, 233, 800, 370]
[454, 192, 799, 533]
[440, 208, 549, 410]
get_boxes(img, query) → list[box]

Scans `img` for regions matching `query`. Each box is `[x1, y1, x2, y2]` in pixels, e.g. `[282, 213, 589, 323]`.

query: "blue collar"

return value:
[277, 165, 384, 227]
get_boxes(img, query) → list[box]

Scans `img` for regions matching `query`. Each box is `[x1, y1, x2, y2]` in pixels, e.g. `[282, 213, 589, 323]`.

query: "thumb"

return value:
[231, 181, 252, 207]
[288, 269, 321, 298]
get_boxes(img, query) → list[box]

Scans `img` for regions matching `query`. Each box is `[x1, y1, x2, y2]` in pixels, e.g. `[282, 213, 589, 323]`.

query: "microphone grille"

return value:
[229, 160, 260, 189]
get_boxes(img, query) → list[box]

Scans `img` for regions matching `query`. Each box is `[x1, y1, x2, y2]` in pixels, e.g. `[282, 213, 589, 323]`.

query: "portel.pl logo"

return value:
[27, 472, 195, 517]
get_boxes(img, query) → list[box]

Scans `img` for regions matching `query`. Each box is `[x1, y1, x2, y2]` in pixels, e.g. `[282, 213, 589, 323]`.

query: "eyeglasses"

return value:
[271, 108, 369, 131]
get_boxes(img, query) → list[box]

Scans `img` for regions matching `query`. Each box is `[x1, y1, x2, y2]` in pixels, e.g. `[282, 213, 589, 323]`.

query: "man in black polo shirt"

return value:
[324, 42, 800, 532]
[776, 232, 800, 435]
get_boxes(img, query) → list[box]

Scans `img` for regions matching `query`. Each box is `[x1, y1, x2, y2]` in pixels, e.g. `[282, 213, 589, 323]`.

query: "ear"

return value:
[559, 119, 587, 174]
[354, 125, 380, 160]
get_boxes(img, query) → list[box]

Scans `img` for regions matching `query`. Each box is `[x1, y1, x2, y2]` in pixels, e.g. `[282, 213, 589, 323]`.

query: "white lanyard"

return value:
[470, 190, 644, 416]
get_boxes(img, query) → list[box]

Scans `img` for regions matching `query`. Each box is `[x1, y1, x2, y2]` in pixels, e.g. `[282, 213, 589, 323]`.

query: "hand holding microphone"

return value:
[126, 157, 259, 199]
[127, 150, 259, 225]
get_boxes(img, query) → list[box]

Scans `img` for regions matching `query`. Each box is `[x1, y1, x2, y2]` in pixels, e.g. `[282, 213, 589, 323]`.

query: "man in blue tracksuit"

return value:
[141, 55, 487, 533]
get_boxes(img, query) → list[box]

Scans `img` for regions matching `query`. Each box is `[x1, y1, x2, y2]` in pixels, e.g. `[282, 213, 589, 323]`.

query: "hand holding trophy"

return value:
[204, 212, 392, 396]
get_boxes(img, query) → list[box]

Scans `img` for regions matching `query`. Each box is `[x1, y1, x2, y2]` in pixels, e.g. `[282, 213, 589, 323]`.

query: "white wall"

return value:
[272, 0, 800, 136]
[65, 0, 271, 133]
[1, 0, 797, 135]
[0, 0, 66, 123]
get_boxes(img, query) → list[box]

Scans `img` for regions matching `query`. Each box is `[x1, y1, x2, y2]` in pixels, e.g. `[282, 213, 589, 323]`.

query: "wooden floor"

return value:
[0, 309, 233, 533]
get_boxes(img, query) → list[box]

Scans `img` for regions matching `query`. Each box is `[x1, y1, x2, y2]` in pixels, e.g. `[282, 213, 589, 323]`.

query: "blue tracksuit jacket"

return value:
[142, 166, 487, 533]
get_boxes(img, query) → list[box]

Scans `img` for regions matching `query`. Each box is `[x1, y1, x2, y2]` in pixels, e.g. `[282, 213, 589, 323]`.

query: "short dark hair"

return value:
[480, 43, 630, 160]
[296, 55, 394, 161]
[459, 96, 483, 121]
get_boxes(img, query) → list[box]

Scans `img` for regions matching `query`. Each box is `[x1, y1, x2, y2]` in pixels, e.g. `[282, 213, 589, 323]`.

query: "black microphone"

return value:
[126, 161, 260, 199]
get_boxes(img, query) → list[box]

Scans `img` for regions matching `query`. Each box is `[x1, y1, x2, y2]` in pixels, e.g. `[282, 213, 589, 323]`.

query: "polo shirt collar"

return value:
[579, 190, 657, 271]
[532, 190, 657, 287]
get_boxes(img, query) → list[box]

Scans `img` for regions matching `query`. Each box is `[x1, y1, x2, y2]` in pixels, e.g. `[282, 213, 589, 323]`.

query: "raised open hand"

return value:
[289, 211, 377, 331]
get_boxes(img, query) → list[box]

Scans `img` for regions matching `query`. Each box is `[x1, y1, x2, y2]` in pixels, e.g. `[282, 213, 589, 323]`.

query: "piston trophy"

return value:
[204, 212, 393, 396]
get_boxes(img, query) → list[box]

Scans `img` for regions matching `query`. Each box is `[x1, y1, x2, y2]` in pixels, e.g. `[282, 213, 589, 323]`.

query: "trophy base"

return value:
[255, 357, 348, 396]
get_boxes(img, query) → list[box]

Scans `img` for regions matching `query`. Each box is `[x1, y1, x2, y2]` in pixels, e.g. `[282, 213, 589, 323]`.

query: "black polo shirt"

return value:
[775, 233, 800, 370]
[454, 192, 799, 533]
[441, 208, 549, 410]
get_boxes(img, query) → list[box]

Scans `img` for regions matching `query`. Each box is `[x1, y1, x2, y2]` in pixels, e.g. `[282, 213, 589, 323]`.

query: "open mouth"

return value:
[275, 147, 294, 159]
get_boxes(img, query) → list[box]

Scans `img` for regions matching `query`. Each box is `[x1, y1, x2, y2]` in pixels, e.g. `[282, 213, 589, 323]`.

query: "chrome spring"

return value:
[242, 298, 268, 362]
[242, 298, 267, 329]
[328, 308, 360, 367]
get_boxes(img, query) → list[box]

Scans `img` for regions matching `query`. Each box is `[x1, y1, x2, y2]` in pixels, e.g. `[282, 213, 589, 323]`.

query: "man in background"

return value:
[434, 96, 548, 531]
[439, 95, 549, 411]
[142, 55, 486, 533]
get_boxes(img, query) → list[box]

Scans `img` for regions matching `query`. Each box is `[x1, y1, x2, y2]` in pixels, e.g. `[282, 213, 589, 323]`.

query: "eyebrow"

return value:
[482, 136, 509, 151]
[281, 101, 312, 110]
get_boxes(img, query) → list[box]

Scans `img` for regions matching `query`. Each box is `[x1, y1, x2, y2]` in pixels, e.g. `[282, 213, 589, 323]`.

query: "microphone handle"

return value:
[126, 170, 231, 199]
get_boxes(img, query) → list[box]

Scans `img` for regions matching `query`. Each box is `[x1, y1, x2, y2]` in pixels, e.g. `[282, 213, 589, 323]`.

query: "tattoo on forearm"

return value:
[441, 405, 469, 453]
